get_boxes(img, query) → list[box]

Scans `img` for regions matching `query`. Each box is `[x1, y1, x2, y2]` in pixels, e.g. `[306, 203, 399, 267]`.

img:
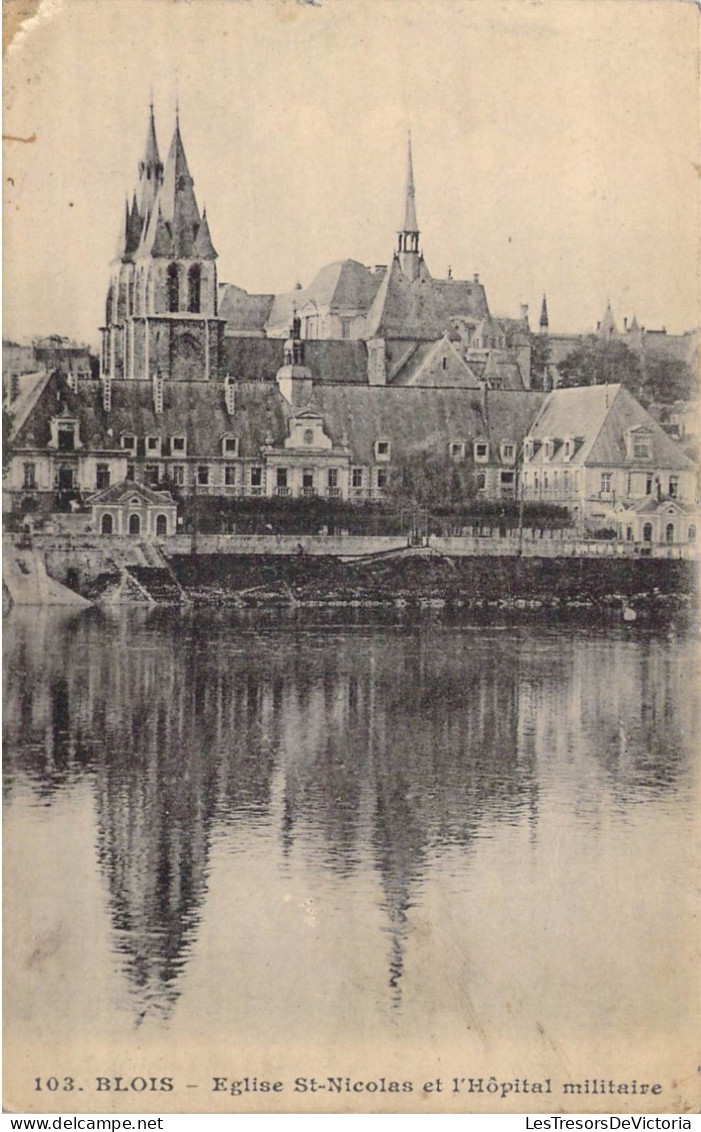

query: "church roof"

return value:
[401, 133, 419, 233]
[219, 285, 275, 335]
[265, 260, 386, 332]
[145, 119, 200, 257]
[192, 209, 217, 259]
[390, 335, 480, 387]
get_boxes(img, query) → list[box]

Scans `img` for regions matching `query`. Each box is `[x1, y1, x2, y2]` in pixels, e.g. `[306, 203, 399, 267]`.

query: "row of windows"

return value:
[624, 523, 696, 544]
[107, 263, 205, 322]
[121, 434, 239, 457]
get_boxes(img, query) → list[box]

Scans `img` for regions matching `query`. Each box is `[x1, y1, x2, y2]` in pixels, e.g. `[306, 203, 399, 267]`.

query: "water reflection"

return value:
[3, 608, 697, 1026]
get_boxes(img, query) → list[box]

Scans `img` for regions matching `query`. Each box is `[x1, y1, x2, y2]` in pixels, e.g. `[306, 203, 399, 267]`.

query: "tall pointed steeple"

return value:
[158, 114, 201, 257]
[138, 100, 163, 222]
[397, 132, 421, 281]
[539, 293, 549, 334]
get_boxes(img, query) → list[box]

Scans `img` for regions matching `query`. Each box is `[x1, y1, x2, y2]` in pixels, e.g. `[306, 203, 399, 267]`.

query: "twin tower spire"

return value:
[118, 101, 216, 263]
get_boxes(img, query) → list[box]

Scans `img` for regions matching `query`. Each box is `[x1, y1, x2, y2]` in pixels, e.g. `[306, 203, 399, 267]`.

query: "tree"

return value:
[386, 451, 479, 512]
[529, 334, 552, 390]
[557, 334, 642, 395]
[641, 353, 698, 405]
[2, 403, 15, 477]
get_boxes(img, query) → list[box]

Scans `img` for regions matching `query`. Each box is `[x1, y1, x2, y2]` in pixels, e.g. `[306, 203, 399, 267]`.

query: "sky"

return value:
[3, 0, 699, 348]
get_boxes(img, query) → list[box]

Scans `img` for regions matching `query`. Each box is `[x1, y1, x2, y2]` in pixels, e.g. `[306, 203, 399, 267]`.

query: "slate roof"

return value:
[14, 375, 547, 468]
[391, 335, 480, 387]
[623, 494, 696, 516]
[528, 384, 696, 470]
[222, 337, 370, 384]
[219, 285, 275, 335]
[266, 260, 386, 333]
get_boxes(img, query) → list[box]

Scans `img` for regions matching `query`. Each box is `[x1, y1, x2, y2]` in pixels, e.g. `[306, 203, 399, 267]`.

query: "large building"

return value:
[3, 105, 697, 539]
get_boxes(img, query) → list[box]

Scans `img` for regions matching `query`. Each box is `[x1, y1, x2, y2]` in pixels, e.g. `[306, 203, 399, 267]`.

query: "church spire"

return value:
[138, 100, 163, 222]
[158, 114, 201, 257]
[539, 293, 549, 333]
[397, 132, 421, 280]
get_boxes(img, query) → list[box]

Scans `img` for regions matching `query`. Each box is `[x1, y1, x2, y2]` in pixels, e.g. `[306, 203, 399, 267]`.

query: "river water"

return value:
[3, 608, 698, 1110]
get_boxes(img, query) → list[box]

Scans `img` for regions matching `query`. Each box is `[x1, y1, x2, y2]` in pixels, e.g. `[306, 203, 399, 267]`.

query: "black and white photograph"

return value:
[3, 0, 699, 1117]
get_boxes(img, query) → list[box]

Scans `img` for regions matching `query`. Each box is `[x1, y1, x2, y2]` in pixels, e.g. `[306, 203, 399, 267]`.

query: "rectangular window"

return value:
[327, 468, 338, 488]
[96, 463, 110, 490]
[122, 435, 136, 454]
[224, 465, 237, 486]
[351, 467, 363, 488]
[197, 465, 210, 486]
[502, 444, 515, 461]
[276, 467, 288, 488]
[147, 436, 161, 453]
[500, 471, 514, 485]
[58, 424, 75, 452]
[57, 467, 74, 490]
[145, 464, 160, 487]
[669, 476, 679, 498]
[171, 436, 186, 453]
[476, 471, 486, 491]
[250, 466, 262, 487]
[376, 441, 389, 456]
[474, 442, 488, 462]
[23, 463, 36, 489]
[646, 473, 653, 495]
[600, 472, 612, 494]
[302, 468, 314, 490]
[223, 437, 238, 455]
[126, 463, 135, 481]
[633, 436, 650, 459]
[172, 464, 185, 486]
[376, 467, 388, 489]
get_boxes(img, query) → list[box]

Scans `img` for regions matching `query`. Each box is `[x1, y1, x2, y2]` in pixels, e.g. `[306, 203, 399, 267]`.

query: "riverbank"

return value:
[167, 552, 698, 626]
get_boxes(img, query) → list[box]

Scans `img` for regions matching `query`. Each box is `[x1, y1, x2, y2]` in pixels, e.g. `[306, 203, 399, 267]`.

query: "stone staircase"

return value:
[125, 565, 187, 604]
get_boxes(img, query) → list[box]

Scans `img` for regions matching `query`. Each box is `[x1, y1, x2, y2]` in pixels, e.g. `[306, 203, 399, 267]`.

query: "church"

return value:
[5, 105, 695, 535]
[101, 107, 532, 392]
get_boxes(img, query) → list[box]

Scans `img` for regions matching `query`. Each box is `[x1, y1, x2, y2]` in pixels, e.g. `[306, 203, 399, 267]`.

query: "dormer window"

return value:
[121, 434, 136, 454]
[500, 441, 516, 464]
[449, 440, 466, 461]
[374, 439, 391, 461]
[474, 440, 489, 463]
[57, 421, 77, 452]
[171, 435, 187, 456]
[562, 436, 575, 461]
[542, 438, 554, 461]
[633, 434, 651, 459]
[146, 435, 161, 456]
[523, 438, 535, 461]
[222, 436, 239, 457]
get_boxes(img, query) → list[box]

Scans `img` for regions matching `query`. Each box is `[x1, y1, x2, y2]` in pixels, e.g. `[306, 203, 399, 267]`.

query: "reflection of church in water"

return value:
[5, 613, 690, 1020]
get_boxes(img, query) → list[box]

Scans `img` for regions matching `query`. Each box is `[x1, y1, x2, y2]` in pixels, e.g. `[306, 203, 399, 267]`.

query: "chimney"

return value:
[623, 317, 628, 331]
[367, 338, 387, 386]
[520, 303, 529, 323]
[473, 273, 480, 284]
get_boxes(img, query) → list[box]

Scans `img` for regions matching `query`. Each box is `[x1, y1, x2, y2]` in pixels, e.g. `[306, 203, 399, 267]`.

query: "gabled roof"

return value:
[90, 480, 176, 507]
[7, 371, 53, 439]
[391, 335, 480, 387]
[482, 351, 526, 391]
[529, 384, 696, 470]
[265, 260, 386, 333]
[623, 494, 696, 516]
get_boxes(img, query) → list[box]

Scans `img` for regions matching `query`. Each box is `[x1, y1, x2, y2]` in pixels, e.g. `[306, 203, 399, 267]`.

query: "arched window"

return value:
[129, 513, 141, 536]
[167, 263, 180, 312]
[101, 513, 113, 535]
[155, 514, 168, 536]
[188, 264, 201, 313]
[642, 523, 653, 543]
[665, 523, 674, 544]
[688, 524, 696, 543]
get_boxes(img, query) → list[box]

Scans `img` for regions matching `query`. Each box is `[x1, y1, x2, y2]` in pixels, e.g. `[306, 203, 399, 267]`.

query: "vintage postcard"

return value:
[3, 0, 699, 1117]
